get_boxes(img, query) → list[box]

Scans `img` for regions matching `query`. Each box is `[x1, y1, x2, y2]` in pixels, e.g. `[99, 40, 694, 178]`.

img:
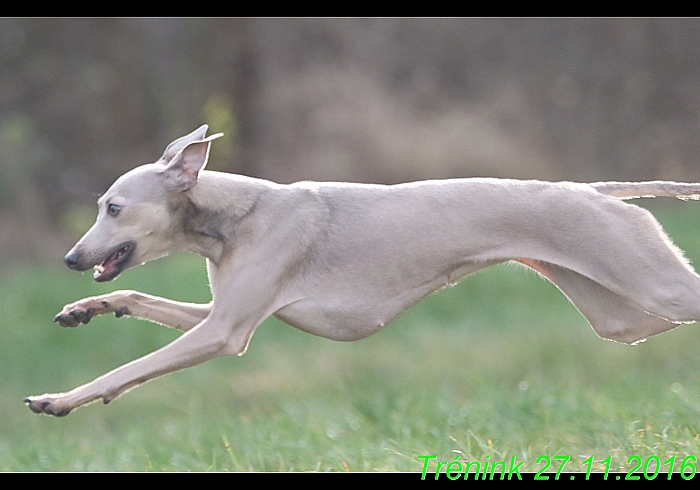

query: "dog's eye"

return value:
[107, 204, 121, 217]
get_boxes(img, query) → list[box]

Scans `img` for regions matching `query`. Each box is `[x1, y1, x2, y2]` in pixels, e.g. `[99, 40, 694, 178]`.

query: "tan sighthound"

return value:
[24, 125, 700, 416]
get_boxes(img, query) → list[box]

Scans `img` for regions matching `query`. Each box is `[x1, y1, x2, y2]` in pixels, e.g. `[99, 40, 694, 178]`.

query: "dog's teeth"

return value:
[94, 264, 105, 274]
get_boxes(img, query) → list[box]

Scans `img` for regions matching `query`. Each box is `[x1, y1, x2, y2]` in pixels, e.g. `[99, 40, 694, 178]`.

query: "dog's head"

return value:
[64, 125, 223, 282]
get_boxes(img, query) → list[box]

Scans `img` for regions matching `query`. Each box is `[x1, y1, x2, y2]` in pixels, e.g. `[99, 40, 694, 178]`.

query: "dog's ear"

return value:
[159, 127, 223, 192]
[160, 125, 210, 163]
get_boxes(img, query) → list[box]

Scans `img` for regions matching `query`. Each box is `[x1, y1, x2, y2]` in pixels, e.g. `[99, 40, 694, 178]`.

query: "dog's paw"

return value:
[54, 306, 97, 327]
[54, 297, 129, 327]
[23, 395, 72, 417]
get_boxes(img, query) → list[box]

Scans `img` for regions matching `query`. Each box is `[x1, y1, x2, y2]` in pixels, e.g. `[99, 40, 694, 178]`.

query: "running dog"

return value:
[24, 125, 700, 416]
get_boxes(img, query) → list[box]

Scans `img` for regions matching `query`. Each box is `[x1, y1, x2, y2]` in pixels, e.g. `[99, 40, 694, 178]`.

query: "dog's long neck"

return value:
[177, 171, 274, 264]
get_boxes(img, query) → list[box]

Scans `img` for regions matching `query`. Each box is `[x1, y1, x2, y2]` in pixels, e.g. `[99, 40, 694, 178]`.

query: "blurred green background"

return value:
[2, 19, 700, 472]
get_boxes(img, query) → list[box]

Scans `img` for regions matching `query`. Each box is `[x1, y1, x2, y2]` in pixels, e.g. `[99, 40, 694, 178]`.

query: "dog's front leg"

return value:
[24, 311, 253, 416]
[26, 258, 288, 417]
[54, 291, 211, 332]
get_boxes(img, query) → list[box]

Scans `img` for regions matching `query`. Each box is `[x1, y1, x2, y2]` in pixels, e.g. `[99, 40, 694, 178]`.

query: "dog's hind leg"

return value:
[516, 259, 682, 344]
[54, 291, 211, 332]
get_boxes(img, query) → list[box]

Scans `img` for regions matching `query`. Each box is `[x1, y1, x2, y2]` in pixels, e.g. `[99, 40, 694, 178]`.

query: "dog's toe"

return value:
[23, 398, 44, 414]
[70, 308, 92, 324]
[23, 397, 47, 414]
[54, 313, 78, 327]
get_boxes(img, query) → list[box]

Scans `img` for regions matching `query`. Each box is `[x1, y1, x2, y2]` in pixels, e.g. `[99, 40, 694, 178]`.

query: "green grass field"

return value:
[2, 199, 700, 473]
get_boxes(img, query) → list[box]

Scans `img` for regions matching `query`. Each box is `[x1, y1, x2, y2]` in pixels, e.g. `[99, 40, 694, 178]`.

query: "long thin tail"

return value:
[590, 181, 700, 200]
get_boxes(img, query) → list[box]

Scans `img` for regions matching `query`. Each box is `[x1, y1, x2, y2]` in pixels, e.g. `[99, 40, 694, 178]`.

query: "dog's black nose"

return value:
[64, 252, 80, 270]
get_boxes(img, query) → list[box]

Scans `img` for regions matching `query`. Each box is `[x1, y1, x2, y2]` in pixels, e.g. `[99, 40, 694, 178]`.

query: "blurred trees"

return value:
[2, 18, 700, 265]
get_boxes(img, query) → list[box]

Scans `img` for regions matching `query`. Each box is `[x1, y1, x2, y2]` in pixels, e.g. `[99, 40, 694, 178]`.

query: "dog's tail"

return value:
[590, 181, 700, 200]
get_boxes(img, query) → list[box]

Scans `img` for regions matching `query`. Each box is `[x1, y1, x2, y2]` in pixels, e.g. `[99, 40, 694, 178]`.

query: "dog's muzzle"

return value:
[63, 241, 136, 282]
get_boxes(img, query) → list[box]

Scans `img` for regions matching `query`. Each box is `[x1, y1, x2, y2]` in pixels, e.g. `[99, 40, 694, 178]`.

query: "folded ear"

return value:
[159, 127, 224, 192]
[160, 125, 210, 163]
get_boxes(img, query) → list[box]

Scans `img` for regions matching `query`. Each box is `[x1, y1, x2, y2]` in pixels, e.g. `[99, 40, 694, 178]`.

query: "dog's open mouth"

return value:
[93, 242, 135, 282]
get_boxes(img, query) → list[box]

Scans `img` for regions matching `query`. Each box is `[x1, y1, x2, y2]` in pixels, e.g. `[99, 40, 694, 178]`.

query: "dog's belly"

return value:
[273, 260, 499, 341]
[273, 296, 408, 341]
